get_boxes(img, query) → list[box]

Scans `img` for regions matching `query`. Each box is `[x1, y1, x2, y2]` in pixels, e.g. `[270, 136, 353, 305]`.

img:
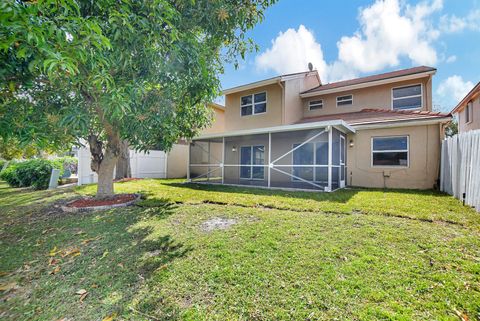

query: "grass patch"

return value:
[1, 180, 479, 320]
[78, 179, 480, 228]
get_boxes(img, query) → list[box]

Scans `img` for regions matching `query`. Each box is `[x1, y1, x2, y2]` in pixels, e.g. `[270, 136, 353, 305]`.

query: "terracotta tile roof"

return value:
[301, 66, 436, 94]
[296, 109, 451, 126]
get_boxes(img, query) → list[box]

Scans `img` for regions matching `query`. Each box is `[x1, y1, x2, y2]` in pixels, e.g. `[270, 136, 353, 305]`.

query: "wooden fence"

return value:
[440, 129, 480, 211]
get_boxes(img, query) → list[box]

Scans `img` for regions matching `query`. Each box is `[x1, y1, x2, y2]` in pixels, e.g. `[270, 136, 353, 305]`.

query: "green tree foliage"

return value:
[445, 118, 458, 137]
[1, 0, 276, 197]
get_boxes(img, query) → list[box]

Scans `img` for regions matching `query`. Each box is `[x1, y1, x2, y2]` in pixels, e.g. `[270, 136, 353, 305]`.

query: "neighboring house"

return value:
[189, 66, 451, 191]
[77, 103, 225, 185]
[451, 82, 480, 133]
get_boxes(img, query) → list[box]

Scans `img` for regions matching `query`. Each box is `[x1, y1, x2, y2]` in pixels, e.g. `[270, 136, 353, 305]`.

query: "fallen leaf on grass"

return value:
[50, 266, 61, 275]
[102, 313, 117, 321]
[101, 250, 109, 259]
[453, 308, 469, 321]
[117, 263, 124, 269]
[0, 282, 17, 292]
[62, 248, 80, 258]
[49, 246, 60, 257]
[49, 258, 60, 266]
[79, 292, 88, 302]
[75, 289, 87, 295]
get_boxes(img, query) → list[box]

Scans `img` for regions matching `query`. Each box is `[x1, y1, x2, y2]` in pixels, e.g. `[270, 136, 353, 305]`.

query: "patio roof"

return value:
[194, 119, 355, 140]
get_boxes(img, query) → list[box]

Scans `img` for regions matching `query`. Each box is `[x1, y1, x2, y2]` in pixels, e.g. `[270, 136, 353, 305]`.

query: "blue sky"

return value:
[219, 0, 480, 112]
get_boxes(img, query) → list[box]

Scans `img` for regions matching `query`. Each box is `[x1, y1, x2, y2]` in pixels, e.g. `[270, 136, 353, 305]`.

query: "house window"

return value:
[336, 95, 353, 106]
[241, 92, 266, 116]
[465, 101, 473, 123]
[240, 145, 265, 179]
[292, 142, 329, 182]
[309, 100, 323, 110]
[392, 84, 422, 110]
[372, 136, 409, 167]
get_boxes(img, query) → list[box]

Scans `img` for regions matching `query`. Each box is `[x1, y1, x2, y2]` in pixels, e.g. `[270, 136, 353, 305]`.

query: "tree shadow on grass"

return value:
[163, 181, 453, 205]
[0, 196, 191, 321]
[163, 182, 360, 204]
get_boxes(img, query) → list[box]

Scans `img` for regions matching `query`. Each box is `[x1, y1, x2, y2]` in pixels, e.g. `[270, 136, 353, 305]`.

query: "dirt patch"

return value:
[115, 178, 143, 183]
[200, 217, 237, 232]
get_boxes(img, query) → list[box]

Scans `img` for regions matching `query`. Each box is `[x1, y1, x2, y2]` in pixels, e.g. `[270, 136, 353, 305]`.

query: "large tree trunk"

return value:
[88, 123, 121, 198]
[115, 140, 131, 180]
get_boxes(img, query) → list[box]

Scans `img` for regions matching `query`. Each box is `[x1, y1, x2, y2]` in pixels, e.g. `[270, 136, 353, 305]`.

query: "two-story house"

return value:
[451, 82, 480, 133]
[188, 66, 451, 191]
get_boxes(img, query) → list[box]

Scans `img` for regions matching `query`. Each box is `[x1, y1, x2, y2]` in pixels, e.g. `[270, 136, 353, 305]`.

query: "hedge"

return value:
[0, 157, 78, 190]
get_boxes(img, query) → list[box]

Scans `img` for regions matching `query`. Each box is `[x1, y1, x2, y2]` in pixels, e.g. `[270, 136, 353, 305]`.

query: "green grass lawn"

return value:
[1, 179, 479, 320]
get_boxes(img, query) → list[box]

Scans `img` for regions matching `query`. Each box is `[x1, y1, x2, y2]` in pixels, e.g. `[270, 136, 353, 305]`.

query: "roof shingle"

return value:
[296, 108, 450, 126]
[302, 66, 436, 95]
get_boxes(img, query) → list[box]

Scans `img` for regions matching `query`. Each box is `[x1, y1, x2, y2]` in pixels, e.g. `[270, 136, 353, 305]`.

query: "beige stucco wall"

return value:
[202, 105, 225, 134]
[283, 74, 320, 124]
[346, 124, 441, 189]
[166, 143, 189, 178]
[457, 96, 480, 133]
[224, 83, 283, 131]
[302, 76, 433, 118]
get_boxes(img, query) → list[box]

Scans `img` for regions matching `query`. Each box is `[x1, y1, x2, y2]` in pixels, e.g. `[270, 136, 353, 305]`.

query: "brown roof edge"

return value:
[296, 108, 451, 126]
[301, 66, 436, 94]
[451, 81, 480, 114]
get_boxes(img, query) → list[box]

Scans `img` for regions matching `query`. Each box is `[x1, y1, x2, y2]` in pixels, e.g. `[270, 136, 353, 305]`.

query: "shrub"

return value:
[0, 159, 6, 170]
[52, 156, 78, 178]
[0, 163, 21, 187]
[0, 159, 62, 190]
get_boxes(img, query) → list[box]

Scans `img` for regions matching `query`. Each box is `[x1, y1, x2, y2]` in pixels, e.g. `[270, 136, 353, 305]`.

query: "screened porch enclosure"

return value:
[188, 124, 351, 192]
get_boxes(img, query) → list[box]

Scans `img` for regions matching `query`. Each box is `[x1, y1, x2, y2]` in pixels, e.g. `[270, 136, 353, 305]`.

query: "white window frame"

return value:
[240, 92, 267, 117]
[371, 135, 409, 168]
[239, 145, 265, 180]
[465, 101, 473, 124]
[290, 141, 333, 183]
[336, 95, 353, 107]
[309, 99, 323, 110]
[391, 83, 423, 110]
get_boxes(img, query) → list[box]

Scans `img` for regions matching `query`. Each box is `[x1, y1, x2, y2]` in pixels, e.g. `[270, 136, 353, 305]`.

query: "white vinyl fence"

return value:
[77, 146, 167, 185]
[440, 129, 480, 211]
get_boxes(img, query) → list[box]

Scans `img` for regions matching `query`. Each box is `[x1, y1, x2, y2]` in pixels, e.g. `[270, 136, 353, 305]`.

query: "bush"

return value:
[0, 159, 7, 172]
[52, 156, 78, 178]
[0, 159, 62, 190]
[0, 163, 21, 187]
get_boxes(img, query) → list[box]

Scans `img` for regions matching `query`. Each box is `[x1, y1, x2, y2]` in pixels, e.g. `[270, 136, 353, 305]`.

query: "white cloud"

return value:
[337, 0, 442, 73]
[440, 10, 480, 33]
[445, 55, 457, 63]
[255, 0, 447, 83]
[437, 75, 474, 102]
[255, 25, 328, 80]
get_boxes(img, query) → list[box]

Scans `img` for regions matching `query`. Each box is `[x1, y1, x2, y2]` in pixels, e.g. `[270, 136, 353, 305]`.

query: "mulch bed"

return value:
[66, 194, 138, 208]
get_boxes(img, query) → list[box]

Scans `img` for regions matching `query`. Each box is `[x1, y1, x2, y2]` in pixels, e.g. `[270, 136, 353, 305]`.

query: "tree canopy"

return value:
[0, 0, 276, 196]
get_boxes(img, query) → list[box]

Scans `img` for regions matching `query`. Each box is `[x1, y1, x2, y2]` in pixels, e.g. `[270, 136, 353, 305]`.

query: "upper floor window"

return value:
[392, 84, 422, 110]
[465, 101, 473, 123]
[372, 136, 409, 167]
[241, 92, 266, 116]
[309, 100, 323, 110]
[336, 95, 353, 107]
